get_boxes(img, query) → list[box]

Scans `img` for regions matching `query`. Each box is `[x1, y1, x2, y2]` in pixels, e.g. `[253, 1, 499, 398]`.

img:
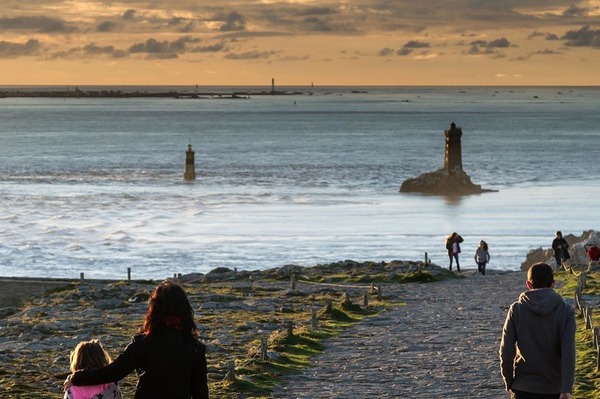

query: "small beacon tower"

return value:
[184, 143, 196, 181]
[444, 122, 463, 171]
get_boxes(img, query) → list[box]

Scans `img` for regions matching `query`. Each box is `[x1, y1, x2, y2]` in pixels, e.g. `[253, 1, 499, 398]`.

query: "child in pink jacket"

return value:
[64, 340, 122, 399]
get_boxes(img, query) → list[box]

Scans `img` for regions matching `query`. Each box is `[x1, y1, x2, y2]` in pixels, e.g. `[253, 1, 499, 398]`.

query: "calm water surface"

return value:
[1, 86, 599, 279]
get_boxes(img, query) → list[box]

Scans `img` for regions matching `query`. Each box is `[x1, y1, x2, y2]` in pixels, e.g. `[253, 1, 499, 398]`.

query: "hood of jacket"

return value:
[517, 287, 564, 316]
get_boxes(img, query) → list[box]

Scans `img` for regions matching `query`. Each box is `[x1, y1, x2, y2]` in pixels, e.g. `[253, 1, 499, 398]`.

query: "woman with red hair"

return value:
[67, 281, 209, 399]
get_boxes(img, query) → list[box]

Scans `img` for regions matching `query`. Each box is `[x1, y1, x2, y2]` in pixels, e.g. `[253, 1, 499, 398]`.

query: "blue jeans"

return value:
[477, 261, 486, 275]
[448, 254, 460, 271]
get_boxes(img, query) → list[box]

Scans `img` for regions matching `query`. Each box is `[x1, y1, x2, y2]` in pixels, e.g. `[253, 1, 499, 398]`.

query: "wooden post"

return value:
[311, 308, 318, 330]
[586, 307, 593, 330]
[594, 327, 599, 349]
[363, 292, 369, 308]
[325, 299, 333, 314]
[343, 292, 351, 306]
[377, 284, 382, 300]
[260, 336, 268, 361]
[127, 267, 131, 281]
[80, 272, 84, 281]
[225, 360, 235, 382]
[290, 273, 296, 290]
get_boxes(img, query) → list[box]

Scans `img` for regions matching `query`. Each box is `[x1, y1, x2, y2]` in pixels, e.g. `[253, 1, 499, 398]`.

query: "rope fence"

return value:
[573, 268, 600, 370]
[218, 274, 384, 384]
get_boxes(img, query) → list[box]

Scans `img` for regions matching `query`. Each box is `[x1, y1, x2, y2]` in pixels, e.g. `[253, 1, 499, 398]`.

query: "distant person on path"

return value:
[474, 240, 490, 275]
[64, 339, 122, 399]
[66, 281, 209, 399]
[552, 231, 570, 269]
[499, 263, 575, 399]
[445, 232, 464, 271]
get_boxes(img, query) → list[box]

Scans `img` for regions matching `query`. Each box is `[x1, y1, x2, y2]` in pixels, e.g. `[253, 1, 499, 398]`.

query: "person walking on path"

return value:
[499, 263, 575, 399]
[474, 240, 490, 275]
[445, 232, 464, 272]
[66, 281, 209, 399]
[552, 231, 570, 270]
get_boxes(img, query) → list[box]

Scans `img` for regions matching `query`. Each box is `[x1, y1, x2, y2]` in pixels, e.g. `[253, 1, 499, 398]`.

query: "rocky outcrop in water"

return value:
[400, 122, 493, 196]
[399, 168, 491, 196]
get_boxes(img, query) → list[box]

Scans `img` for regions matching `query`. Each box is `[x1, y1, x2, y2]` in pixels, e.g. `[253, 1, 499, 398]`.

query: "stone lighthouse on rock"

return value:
[399, 122, 493, 196]
[444, 122, 463, 171]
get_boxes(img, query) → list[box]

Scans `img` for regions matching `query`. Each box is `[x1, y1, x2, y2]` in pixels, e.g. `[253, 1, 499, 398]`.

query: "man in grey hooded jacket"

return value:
[499, 262, 575, 399]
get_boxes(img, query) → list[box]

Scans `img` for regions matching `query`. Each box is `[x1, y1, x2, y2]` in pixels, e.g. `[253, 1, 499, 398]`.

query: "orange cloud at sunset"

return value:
[1, 0, 599, 85]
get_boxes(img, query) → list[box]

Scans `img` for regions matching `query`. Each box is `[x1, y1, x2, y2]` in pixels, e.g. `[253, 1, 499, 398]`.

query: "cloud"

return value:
[123, 9, 137, 20]
[488, 38, 511, 48]
[378, 47, 395, 56]
[513, 48, 563, 61]
[191, 42, 226, 53]
[296, 7, 336, 17]
[561, 25, 600, 48]
[562, 5, 588, 17]
[0, 16, 74, 33]
[82, 43, 128, 58]
[129, 36, 201, 58]
[396, 40, 430, 56]
[467, 37, 514, 55]
[0, 39, 41, 58]
[224, 50, 276, 60]
[219, 11, 246, 32]
[97, 21, 117, 32]
[527, 31, 560, 41]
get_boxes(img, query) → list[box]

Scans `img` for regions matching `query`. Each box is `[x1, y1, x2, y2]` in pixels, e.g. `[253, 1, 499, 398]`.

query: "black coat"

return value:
[552, 237, 571, 260]
[72, 330, 208, 399]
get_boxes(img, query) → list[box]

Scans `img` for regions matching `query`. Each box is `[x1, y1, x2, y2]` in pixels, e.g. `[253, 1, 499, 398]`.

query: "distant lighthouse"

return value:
[444, 122, 463, 171]
[184, 143, 196, 180]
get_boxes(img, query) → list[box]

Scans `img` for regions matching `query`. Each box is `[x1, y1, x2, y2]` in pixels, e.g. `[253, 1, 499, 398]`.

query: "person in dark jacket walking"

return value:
[445, 232, 464, 272]
[499, 263, 575, 399]
[551, 231, 570, 269]
[66, 281, 209, 399]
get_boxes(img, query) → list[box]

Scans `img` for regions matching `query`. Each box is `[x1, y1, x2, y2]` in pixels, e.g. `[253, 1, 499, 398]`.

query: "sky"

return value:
[1, 0, 600, 86]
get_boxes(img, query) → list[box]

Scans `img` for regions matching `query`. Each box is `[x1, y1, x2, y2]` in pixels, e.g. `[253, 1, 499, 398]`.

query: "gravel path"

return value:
[272, 270, 528, 399]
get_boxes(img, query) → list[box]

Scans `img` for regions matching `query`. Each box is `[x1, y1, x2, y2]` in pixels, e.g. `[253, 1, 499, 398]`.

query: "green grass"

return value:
[214, 304, 380, 398]
[555, 268, 600, 398]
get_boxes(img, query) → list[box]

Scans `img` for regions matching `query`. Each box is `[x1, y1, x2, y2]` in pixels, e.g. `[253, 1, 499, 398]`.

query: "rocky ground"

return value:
[0, 261, 545, 398]
[0, 260, 435, 398]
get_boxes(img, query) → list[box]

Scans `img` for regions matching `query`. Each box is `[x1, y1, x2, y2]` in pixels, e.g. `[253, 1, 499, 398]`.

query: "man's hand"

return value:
[559, 393, 572, 399]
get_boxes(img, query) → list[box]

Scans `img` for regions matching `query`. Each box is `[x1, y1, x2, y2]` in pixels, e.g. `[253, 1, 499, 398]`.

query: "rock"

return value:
[400, 168, 493, 196]
[94, 298, 128, 310]
[0, 307, 19, 319]
[521, 230, 600, 270]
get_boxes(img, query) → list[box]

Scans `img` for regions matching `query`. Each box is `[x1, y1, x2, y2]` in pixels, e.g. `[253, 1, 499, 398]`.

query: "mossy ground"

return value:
[555, 267, 600, 398]
[1, 264, 452, 399]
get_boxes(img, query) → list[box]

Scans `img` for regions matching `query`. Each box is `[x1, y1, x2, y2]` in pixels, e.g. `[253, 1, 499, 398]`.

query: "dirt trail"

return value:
[272, 270, 529, 399]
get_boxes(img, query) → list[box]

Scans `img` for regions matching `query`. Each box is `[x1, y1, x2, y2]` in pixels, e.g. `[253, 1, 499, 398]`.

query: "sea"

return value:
[1, 85, 599, 280]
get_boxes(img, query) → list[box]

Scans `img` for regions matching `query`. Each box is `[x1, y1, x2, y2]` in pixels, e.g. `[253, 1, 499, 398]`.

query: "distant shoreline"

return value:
[0, 88, 308, 99]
